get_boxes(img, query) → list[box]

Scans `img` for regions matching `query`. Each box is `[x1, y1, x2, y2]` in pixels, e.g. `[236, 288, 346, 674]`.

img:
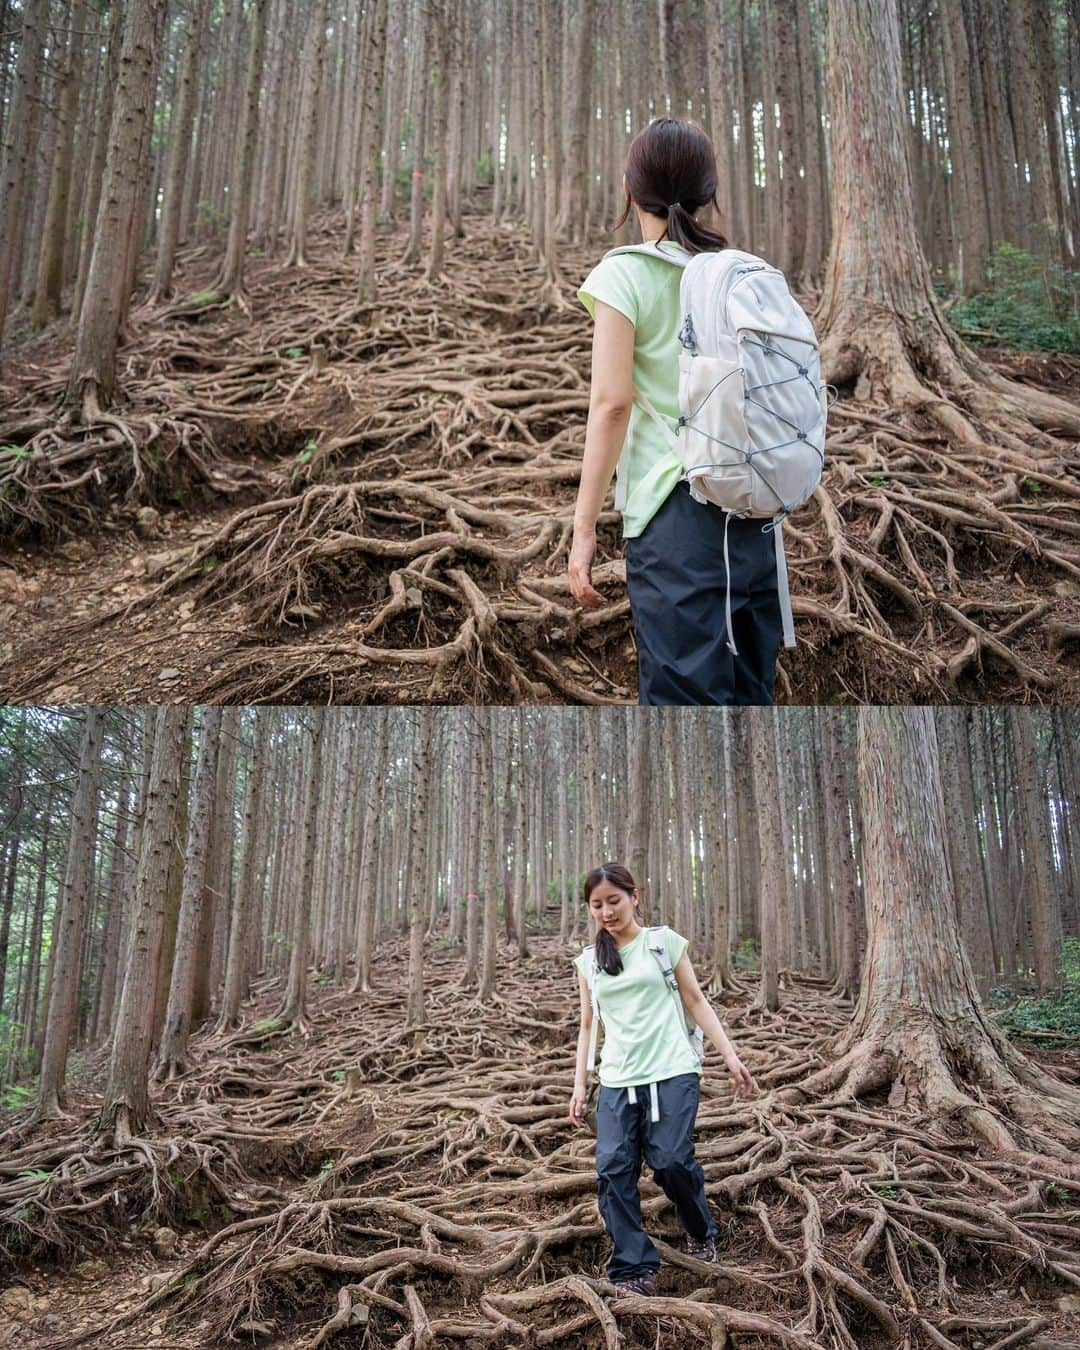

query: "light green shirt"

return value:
[573, 927, 701, 1088]
[578, 243, 688, 538]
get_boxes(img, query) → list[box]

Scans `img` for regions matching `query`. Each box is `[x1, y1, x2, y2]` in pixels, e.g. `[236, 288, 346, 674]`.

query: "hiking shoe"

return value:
[686, 1234, 718, 1263]
[613, 1274, 658, 1297]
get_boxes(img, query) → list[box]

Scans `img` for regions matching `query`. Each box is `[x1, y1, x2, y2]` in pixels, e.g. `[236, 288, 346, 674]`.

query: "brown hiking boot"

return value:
[686, 1234, 718, 1262]
[613, 1273, 658, 1296]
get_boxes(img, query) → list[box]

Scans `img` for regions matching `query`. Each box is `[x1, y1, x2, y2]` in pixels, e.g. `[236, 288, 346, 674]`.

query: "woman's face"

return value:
[588, 881, 639, 938]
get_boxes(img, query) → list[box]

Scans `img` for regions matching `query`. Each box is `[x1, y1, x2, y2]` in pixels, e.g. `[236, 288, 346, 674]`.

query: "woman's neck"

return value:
[612, 919, 643, 947]
[634, 205, 668, 244]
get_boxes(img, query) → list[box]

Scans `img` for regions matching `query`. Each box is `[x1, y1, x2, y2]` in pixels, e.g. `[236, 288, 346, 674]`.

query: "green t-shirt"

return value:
[578, 243, 688, 538]
[573, 926, 701, 1088]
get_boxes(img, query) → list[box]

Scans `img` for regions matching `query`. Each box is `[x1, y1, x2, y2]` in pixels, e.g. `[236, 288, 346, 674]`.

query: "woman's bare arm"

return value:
[569, 301, 635, 607]
[570, 973, 594, 1126]
[674, 953, 755, 1097]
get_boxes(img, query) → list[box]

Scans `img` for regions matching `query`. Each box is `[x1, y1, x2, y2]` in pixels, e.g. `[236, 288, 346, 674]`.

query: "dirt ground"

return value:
[1, 938, 1079, 1349]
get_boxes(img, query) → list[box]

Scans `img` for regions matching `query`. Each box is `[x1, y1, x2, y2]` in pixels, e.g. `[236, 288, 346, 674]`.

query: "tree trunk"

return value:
[406, 710, 434, 1031]
[30, 0, 87, 328]
[65, 0, 167, 417]
[0, 0, 49, 349]
[279, 710, 327, 1031]
[34, 710, 106, 1119]
[156, 708, 224, 1076]
[793, 707, 1080, 1164]
[212, 0, 272, 305]
[817, 0, 1080, 445]
[102, 707, 186, 1142]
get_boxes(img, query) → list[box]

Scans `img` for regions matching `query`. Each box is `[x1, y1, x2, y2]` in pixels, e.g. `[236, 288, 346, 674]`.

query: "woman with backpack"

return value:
[569, 862, 755, 1296]
[569, 117, 814, 706]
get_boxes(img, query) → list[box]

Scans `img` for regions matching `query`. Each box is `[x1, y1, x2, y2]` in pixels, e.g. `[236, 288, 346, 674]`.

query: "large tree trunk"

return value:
[278, 710, 327, 1031]
[406, 710, 434, 1031]
[29, 0, 87, 328]
[750, 710, 782, 1013]
[64, 0, 167, 418]
[817, 0, 1080, 448]
[102, 707, 187, 1142]
[355, 0, 388, 304]
[148, 0, 210, 303]
[34, 709, 106, 1120]
[350, 711, 389, 994]
[156, 708, 224, 1076]
[0, 0, 49, 349]
[286, 0, 330, 268]
[793, 707, 1080, 1166]
[212, 0, 271, 306]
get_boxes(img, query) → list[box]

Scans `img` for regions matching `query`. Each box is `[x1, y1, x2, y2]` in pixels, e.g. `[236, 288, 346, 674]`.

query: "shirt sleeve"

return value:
[572, 951, 586, 980]
[665, 929, 689, 970]
[578, 256, 639, 326]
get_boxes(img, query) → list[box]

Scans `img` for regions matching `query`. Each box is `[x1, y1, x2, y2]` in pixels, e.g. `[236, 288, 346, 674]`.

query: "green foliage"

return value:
[733, 937, 760, 973]
[286, 346, 304, 359]
[0, 1083, 34, 1110]
[947, 244, 1080, 353]
[990, 938, 1080, 1047]
[295, 439, 318, 465]
[189, 290, 220, 308]
[330, 1069, 346, 1082]
[195, 200, 229, 229]
[252, 1017, 281, 1034]
[872, 1184, 898, 1199]
[1, 443, 29, 459]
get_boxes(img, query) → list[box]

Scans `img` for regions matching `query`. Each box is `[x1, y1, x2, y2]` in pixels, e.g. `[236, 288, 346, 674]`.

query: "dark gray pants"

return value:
[595, 1073, 716, 1282]
[625, 481, 781, 706]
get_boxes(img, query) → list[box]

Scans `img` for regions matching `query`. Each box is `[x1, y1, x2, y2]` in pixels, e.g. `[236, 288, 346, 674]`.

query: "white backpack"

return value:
[603, 241, 828, 652]
[584, 924, 705, 1078]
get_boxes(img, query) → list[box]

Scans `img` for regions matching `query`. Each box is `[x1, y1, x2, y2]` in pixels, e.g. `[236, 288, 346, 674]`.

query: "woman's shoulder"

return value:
[652, 926, 690, 961]
[578, 252, 643, 324]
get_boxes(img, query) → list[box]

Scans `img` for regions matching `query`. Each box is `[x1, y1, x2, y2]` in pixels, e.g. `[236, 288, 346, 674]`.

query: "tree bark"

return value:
[793, 707, 1080, 1164]
[156, 707, 224, 1076]
[65, 0, 168, 417]
[34, 710, 106, 1119]
[102, 707, 186, 1142]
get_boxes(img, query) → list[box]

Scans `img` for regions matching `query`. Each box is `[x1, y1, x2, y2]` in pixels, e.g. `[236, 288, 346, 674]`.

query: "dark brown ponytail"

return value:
[584, 862, 639, 976]
[613, 118, 729, 255]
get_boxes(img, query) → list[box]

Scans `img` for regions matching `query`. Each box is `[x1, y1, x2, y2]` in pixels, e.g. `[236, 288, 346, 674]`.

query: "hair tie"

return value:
[667, 202, 680, 213]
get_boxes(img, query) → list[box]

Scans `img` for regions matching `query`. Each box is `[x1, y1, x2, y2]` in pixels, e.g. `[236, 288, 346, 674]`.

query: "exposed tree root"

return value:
[1, 211, 1078, 704]
[2, 939, 1074, 1349]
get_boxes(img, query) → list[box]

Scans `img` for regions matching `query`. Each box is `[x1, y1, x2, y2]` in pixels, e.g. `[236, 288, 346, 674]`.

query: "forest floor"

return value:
[1, 938, 1079, 1349]
[1, 206, 1079, 705]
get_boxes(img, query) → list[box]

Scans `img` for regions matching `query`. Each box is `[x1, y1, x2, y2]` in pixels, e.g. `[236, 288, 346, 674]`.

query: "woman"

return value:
[570, 118, 784, 706]
[569, 862, 755, 1296]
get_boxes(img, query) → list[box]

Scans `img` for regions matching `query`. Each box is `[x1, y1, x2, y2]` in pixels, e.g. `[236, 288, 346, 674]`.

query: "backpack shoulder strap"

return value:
[646, 926, 679, 991]
[582, 944, 601, 1073]
[601, 241, 689, 267]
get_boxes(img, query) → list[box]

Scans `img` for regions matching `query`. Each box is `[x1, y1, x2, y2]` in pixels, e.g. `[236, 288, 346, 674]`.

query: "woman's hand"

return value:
[724, 1052, 755, 1099]
[569, 527, 604, 607]
[569, 1081, 589, 1127]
